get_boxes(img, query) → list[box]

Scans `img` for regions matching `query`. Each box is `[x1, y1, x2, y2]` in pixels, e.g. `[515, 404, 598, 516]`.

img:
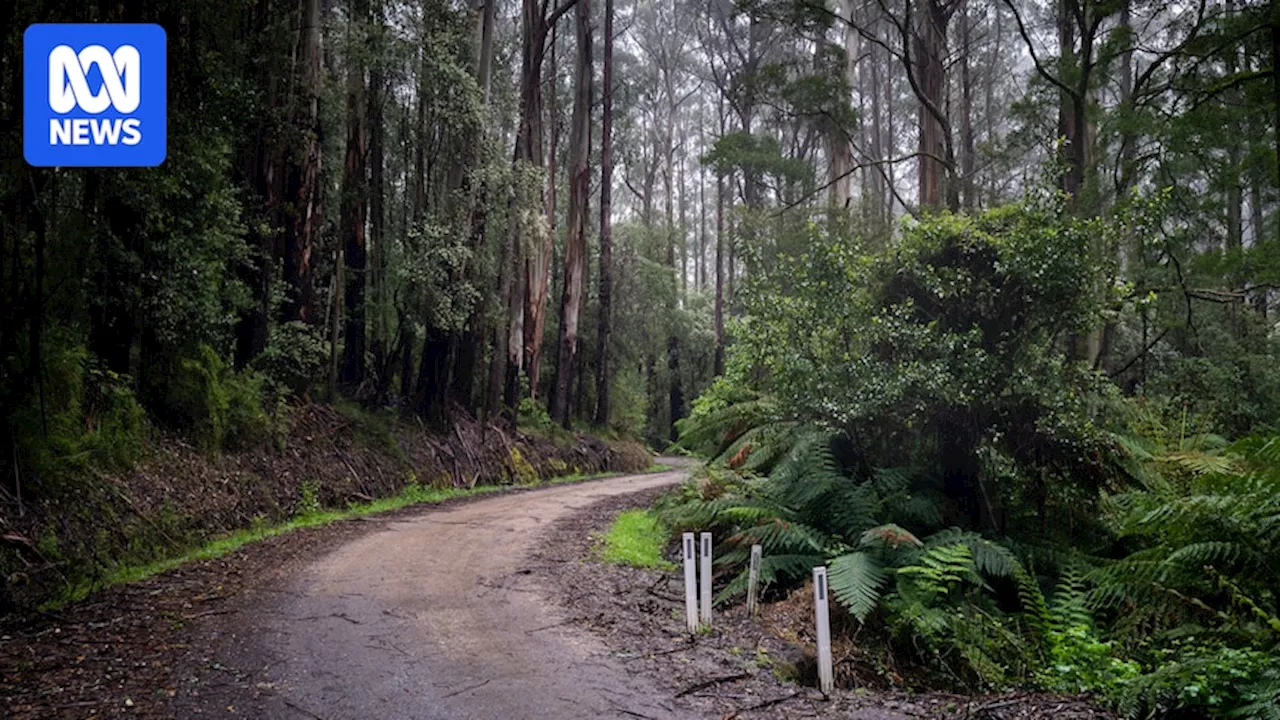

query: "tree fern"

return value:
[828, 551, 888, 621]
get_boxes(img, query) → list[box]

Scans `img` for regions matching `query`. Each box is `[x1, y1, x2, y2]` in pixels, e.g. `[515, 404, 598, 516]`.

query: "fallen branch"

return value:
[622, 645, 686, 662]
[723, 690, 800, 718]
[675, 672, 750, 697]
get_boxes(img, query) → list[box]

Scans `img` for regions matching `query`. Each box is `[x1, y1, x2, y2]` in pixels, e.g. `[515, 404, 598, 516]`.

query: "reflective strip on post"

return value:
[699, 532, 713, 627]
[682, 532, 698, 634]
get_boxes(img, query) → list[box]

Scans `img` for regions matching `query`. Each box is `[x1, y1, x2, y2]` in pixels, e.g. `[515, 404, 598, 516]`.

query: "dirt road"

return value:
[199, 466, 690, 720]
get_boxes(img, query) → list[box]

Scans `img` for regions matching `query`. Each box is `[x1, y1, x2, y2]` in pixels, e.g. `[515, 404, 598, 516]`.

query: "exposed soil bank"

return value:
[0, 403, 651, 610]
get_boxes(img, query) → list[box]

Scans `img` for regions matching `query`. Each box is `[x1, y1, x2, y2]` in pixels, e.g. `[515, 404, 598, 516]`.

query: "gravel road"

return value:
[206, 465, 691, 720]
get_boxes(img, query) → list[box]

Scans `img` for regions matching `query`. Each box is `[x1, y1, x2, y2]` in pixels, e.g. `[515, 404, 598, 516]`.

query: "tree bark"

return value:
[453, 0, 498, 410]
[550, 0, 592, 427]
[282, 0, 323, 324]
[368, 1, 387, 399]
[488, 0, 569, 422]
[339, 0, 369, 386]
[714, 169, 726, 377]
[593, 0, 615, 427]
[527, 21, 559, 399]
[960, 3, 976, 210]
[914, 0, 951, 211]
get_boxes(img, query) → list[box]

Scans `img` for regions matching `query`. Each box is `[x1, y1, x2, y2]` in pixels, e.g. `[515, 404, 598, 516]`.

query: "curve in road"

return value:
[219, 465, 690, 720]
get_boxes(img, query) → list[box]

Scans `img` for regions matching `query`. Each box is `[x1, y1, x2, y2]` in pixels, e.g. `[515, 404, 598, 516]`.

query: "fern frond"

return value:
[925, 528, 1022, 579]
[860, 523, 924, 549]
[828, 551, 888, 621]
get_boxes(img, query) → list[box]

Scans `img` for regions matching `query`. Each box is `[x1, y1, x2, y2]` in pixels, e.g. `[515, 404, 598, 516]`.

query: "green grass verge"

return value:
[600, 509, 676, 570]
[47, 463, 672, 611]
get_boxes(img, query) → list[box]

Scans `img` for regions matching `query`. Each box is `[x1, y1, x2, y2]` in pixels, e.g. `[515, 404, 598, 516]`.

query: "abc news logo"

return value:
[48, 44, 144, 147]
[24, 24, 166, 167]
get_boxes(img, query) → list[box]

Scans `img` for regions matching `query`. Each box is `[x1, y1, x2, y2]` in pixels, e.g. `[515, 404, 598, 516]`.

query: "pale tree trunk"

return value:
[593, 0, 615, 427]
[828, 0, 855, 210]
[527, 22, 559, 399]
[714, 171, 726, 376]
[339, 0, 369, 386]
[679, 149, 688, 297]
[1225, 0, 1243, 261]
[959, 2, 976, 211]
[1251, 176, 1268, 316]
[867, 6, 887, 227]
[985, 4, 1000, 205]
[488, 0, 566, 421]
[885, 26, 897, 220]
[550, 0, 592, 427]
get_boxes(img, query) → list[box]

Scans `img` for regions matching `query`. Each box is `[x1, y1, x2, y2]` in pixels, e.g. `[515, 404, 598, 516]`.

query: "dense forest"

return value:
[1, 0, 1279, 716]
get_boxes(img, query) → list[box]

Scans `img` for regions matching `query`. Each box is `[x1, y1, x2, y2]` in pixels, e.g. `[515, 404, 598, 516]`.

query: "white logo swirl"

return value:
[47, 44, 141, 114]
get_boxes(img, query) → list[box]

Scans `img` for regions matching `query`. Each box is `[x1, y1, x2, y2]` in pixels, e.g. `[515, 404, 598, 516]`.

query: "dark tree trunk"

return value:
[593, 0, 615, 427]
[282, 0, 323, 324]
[914, 0, 950, 210]
[339, 0, 369, 386]
[234, 0, 282, 368]
[452, 0, 498, 411]
[91, 183, 139, 376]
[713, 172, 725, 377]
[368, 17, 387, 399]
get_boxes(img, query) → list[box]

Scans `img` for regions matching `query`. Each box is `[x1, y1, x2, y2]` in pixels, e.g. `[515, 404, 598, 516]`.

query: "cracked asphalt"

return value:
[202, 465, 690, 720]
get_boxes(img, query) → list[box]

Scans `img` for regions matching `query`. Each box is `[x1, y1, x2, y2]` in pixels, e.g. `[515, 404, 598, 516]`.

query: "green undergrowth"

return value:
[601, 509, 676, 570]
[46, 463, 671, 611]
[550, 463, 672, 486]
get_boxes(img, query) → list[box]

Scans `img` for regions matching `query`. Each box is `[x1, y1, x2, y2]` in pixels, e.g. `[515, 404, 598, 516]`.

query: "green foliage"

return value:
[702, 132, 811, 187]
[1086, 434, 1280, 717]
[1114, 646, 1280, 720]
[254, 321, 330, 396]
[9, 336, 150, 485]
[297, 478, 321, 516]
[1039, 567, 1140, 696]
[168, 345, 272, 453]
[601, 510, 676, 570]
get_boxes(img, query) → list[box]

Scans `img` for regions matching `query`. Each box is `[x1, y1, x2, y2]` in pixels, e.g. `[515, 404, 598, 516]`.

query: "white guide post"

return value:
[682, 532, 698, 634]
[746, 544, 762, 616]
[813, 566, 834, 696]
[699, 532, 713, 627]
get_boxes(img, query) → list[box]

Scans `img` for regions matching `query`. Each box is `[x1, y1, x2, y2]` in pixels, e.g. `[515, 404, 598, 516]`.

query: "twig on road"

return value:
[721, 690, 801, 718]
[675, 672, 750, 697]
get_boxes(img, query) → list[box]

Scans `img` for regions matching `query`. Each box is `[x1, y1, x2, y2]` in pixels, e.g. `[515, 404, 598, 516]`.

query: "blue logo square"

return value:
[24, 24, 167, 167]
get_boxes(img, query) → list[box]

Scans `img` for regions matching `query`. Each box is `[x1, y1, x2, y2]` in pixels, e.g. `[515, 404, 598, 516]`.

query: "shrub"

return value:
[10, 337, 150, 484]
[253, 321, 328, 397]
[167, 344, 271, 452]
